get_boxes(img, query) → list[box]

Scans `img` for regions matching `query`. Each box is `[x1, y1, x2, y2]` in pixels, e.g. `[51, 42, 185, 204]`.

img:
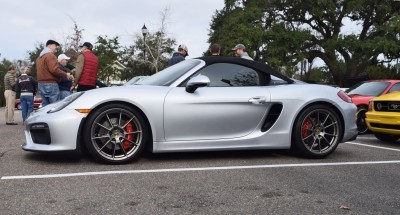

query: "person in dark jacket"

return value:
[57, 54, 74, 100]
[16, 67, 38, 122]
[167, 44, 188, 67]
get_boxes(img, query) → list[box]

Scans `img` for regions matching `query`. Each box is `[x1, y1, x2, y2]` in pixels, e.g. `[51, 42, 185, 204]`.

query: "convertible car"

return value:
[22, 57, 358, 164]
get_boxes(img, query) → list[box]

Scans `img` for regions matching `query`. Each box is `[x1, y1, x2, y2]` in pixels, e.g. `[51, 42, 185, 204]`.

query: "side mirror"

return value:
[185, 75, 210, 93]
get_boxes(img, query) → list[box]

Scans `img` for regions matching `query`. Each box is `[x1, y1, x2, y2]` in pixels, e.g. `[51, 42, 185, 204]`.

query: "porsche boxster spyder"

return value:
[22, 57, 358, 164]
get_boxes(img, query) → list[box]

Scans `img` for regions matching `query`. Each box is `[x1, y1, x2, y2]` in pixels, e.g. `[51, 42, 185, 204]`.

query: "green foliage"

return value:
[366, 64, 399, 79]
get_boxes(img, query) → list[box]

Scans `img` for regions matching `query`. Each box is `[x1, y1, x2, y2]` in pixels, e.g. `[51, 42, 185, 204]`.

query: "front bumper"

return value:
[22, 105, 87, 152]
[366, 111, 400, 135]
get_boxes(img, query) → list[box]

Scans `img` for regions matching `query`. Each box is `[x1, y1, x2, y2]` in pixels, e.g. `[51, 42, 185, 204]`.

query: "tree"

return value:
[208, 0, 400, 86]
[93, 36, 125, 85]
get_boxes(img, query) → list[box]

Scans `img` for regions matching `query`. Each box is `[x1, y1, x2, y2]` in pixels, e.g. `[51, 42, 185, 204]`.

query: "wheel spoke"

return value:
[106, 114, 114, 127]
[121, 137, 138, 146]
[92, 135, 110, 140]
[118, 111, 123, 127]
[125, 131, 142, 135]
[324, 132, 338, 138]
[96, 123, 112, 131]
[322, 113, 330, 125]
[321, 135, 331, 146]
[118, 142, 127, 156]
[98, 139, 112, 152]
[122, 116, 136, 129]
[302, 133, 314, 141]
[112, 143, 116, 160]
[318, 138, 322, 152]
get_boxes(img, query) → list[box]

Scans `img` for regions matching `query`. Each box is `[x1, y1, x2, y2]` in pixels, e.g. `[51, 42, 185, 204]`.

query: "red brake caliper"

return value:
[123, 123, 134, 150]
[302, 119, 311, 138]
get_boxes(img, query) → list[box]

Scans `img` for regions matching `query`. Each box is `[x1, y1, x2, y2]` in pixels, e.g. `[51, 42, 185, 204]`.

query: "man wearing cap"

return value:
[36, 39, 74, 107]
[168, 44, 189, 67]
[74, 42, 99, 92]
[57, 54, 74, 100]
[232, 44, 253, 61]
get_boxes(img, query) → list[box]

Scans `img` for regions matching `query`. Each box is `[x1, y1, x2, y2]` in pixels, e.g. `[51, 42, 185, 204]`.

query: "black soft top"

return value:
[197, 56, 294, 84]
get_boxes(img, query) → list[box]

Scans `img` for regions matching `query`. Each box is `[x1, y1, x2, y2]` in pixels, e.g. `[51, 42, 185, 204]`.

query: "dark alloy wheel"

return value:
[84, 104, 149, 164]
[374, 133, 400, 142]
[292, 105, 343, 158]
[356, 107, 369, 134]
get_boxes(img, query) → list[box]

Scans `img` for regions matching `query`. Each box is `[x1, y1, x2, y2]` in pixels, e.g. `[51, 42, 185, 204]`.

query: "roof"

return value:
[197, 56, 294, 84]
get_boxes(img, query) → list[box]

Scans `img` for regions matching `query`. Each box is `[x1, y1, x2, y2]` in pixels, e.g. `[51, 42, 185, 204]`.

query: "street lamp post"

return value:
[141, 24, 148, 60]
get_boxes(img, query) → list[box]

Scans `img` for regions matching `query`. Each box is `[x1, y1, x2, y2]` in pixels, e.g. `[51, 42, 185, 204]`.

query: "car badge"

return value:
[377, 103, 382, 110]
[389, 103, 400, 111]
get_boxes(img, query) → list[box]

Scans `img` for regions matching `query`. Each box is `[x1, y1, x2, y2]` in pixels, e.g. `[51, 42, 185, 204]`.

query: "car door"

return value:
[164, 63, 271, 141]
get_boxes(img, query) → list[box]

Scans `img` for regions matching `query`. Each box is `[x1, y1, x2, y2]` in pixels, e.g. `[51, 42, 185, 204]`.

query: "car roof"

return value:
[196, 56, 294, 84]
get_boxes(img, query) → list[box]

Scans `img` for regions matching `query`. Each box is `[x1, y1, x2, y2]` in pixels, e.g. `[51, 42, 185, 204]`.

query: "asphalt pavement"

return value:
[1, 107, 400, 214]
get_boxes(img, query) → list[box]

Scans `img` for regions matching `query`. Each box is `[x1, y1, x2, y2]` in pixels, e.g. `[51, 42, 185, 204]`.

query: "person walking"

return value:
[210, 43, 221, 56]
[232, 44, 253, 60]
[15, 67, 37, 123]
[168, 44, 188, 66]
[4, 66, 17, 125]
[57, 54, 74, 99]
[74, 42, 99, 92]
[36, 39, 74, 107]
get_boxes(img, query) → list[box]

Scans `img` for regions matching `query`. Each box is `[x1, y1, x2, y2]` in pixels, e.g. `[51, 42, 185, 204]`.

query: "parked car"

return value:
[366, 91, 400, 142]
[346, 80, 400, 134]
[22, 57, 357, 164]
[15, 95, 42, 110]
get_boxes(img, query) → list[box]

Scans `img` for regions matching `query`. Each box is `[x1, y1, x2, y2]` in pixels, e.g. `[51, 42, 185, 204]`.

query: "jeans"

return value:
[38, 83, 60, 107]
[59, 90, 72, 100]
[20, 95, 34, 122]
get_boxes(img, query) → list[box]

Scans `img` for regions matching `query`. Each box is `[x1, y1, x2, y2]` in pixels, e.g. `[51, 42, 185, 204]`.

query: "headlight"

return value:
[48, 92, 84, 113]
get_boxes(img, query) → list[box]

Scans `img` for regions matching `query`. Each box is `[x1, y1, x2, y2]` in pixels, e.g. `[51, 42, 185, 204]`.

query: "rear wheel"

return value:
[356, 106, 369, 134]
[292, 104, 342, 158]
[84, 103, 149, 164]
[374, 133, 400, 142]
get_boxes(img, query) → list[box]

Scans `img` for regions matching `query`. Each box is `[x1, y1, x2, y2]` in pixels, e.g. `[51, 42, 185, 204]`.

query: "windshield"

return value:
[138, 60, 201, 86]
[346, 81, 390, 96]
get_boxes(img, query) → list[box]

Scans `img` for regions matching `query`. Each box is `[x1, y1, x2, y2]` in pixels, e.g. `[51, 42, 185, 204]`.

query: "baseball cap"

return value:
[46, 39, 60, 46]
[178, 44, 189, 56]
[232, 44, 246, 50]
[58, 54, 71, 62]
[79, 42, 93, 50]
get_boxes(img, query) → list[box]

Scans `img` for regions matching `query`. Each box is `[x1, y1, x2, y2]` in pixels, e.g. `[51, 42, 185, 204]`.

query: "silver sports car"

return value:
[23, 57, 358, 164]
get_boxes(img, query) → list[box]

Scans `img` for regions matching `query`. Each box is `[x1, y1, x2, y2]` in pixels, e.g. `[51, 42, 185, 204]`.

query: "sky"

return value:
[0, 0, 225, 62]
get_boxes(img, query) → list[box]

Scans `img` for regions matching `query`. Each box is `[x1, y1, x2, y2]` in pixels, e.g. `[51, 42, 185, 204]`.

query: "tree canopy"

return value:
[208, 0, 400, 86]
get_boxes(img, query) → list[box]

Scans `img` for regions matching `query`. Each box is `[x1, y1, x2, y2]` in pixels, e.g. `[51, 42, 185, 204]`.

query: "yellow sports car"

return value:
[366, 91, 400, 142]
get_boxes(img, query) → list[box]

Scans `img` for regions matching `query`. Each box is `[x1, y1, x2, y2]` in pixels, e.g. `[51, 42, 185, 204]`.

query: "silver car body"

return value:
[23, 58, 357, 155]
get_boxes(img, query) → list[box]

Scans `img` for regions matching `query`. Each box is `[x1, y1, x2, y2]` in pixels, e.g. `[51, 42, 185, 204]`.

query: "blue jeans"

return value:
[59, 90, 72, 100]
[38, 83, 60, 107]
[20, 95, 34, 122]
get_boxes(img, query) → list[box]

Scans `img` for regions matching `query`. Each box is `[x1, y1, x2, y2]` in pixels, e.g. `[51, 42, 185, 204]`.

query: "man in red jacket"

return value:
[36, 40, 74, 107]
[73, 42, 99, 92]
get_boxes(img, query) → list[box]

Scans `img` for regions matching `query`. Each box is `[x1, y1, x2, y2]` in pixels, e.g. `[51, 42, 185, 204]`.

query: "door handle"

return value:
[249, 96, 266, 104]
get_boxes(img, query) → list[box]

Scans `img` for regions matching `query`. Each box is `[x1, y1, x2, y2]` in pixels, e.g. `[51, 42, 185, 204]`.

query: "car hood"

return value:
[371, 91, 400, 101]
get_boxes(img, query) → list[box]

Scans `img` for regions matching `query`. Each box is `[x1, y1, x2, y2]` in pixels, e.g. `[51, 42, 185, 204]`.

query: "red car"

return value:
[346, 80, 400, 134]
[15, 96, 42, 110]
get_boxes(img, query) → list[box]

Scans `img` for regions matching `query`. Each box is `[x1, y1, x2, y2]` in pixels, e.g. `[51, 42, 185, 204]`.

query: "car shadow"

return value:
[24, 151, 85, 164]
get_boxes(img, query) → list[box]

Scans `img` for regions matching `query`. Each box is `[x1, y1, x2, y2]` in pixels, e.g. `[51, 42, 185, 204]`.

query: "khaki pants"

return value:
[4, 90, 16, 123]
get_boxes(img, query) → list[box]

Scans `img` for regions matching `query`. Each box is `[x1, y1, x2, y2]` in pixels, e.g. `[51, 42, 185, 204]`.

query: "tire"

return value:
[83, 103, 150, 164]
[292, 104, 342, 158]
[356, 106, 369, 134]
[374, 133, 400, 142]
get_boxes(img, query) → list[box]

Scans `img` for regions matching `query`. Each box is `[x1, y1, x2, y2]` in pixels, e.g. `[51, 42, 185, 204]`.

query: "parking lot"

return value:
[1, 108, 400, 214]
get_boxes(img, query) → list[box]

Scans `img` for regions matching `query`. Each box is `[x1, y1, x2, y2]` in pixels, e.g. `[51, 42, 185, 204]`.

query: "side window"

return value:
[195, 63, 261, 87]
[389, 83, 400, 93]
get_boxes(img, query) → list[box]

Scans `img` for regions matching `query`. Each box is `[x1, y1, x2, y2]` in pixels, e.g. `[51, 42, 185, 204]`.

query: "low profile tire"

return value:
[356, 107, 369, 134]
[84, 103, 150, 164]
[374, 133, 400, 142]
[292, 104, 343, 158]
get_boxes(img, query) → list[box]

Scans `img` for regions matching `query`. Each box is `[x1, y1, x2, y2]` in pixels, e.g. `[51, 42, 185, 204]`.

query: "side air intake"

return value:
[261, 103, 283, 132]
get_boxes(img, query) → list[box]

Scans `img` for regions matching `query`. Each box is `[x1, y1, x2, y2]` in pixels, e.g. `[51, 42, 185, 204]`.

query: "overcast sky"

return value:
[0, 0, 225, 62]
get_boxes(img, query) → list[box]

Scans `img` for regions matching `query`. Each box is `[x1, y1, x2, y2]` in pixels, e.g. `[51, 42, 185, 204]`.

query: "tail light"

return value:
[337, 91, 352, 103]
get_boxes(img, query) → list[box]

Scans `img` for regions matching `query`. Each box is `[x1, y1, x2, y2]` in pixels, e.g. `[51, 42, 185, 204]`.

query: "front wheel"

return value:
[84, 103, 150, 164]
[374, 133, 400, 142]
[292, 105, 342, 158]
